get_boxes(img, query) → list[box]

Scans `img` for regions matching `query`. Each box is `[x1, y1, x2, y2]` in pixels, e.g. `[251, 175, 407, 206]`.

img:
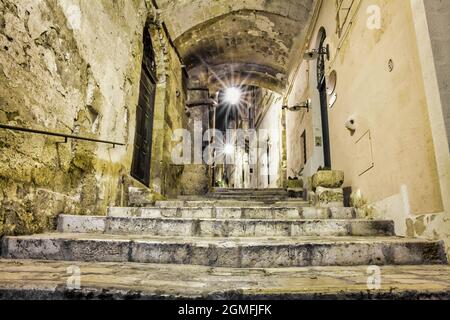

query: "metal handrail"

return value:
[0, 124, 126, 147]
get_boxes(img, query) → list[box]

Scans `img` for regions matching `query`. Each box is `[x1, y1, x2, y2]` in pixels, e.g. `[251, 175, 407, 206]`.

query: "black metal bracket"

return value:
[319, 44, 330, 61]
[282, 100, 310, 113]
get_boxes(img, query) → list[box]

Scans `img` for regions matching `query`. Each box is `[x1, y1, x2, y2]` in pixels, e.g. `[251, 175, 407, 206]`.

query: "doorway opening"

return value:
[131, 26, 157, 187]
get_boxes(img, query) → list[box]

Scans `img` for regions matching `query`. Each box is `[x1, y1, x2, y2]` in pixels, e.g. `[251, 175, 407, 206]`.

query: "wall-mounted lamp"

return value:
[304, 44, 330, 61]
[282, 99, 311, 112]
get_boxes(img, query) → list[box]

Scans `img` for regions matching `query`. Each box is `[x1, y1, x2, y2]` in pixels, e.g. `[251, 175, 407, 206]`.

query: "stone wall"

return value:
[0, 0, 187, 236]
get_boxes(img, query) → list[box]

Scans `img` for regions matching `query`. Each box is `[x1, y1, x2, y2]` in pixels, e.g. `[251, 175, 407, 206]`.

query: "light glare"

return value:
[224, 144, 234, 155]
[224, 87, 241, 105]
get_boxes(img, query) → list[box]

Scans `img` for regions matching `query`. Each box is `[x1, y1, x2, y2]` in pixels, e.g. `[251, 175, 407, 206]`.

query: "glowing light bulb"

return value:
[224, 87, 241, 105]
[224, 144, 234, 155]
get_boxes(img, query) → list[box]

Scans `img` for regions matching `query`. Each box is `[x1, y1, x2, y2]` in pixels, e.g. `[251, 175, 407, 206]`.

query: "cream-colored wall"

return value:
[406, 0, 450, 247]
[286, 0, 443, 220]
[286, 60, 323, 180]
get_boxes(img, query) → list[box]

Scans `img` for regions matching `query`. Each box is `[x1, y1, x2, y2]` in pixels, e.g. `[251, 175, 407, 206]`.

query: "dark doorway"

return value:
[317, 28, 332, 169]
[131, 27, 157, 187]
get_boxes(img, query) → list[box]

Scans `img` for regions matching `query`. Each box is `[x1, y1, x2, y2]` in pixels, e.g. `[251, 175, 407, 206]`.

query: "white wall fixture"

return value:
[345, 116, 356, 132]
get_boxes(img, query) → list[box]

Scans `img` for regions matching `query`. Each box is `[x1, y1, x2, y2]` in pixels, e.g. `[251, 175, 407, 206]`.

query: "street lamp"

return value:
[224, 87, 242, 105]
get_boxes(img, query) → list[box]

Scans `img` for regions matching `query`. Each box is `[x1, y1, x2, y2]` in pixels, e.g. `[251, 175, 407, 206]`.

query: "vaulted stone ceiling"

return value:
[154, 0, 317, 93]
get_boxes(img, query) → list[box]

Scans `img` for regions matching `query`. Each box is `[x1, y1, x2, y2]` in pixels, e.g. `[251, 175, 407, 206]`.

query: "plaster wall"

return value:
[285, 0, 443, 228]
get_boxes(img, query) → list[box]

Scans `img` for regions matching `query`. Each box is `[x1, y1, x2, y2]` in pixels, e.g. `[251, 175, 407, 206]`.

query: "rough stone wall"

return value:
[285, 0, 442, 217]
[178, 104, 210, 195]
[0, 0, 187, 236]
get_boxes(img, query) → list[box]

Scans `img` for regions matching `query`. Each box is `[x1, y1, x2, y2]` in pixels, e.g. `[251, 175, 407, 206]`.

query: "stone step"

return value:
[212, 188, 287, 193]
[57, 215, 395, 237]
[212, 187, 286, 192]
[2, 234, 446, 268]
[207, 194, 290, 199]
[157, 200, 310, 208]
[210, 190, 289, 196]
[107, 206, 356, 220]
[3, 260, 450, 300]
[177, 195, 302, 202]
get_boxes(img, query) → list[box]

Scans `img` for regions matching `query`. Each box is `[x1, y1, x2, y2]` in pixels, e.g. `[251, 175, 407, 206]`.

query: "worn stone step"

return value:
[184, 191, 289, 195]
[156, 200, 310, 208]
[212, 188, 287, 193]
[177, 195, 302, 202]
[2, 234, 446, 268]
[107, 206, 356, 220]
[210, 190, 289, 196]
[2, 260, 450, 300]
[57, 215, 394, 237]
[207, 194, 290, 199]
[212, 188, 287, 192]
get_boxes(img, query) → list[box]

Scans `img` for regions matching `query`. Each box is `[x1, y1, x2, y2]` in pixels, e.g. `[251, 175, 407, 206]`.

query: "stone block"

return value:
[180, 207, 213, 219]
[155, 201, 185, 208]
[301, 207, 329, 219]
[287, 179, 303, 189]
[180, 165, 210, 195]
[312, 170, 344, 189]
[128, 187, 165, 207]
[315, 187, 344, 208]
[215, 207, 242, 219]
[287, 188, 303, 199]
[2, 234, 447, 267]
[241, 207, 273, 219]
[328, 207, 356, 219]
[57, 215, 106, 233]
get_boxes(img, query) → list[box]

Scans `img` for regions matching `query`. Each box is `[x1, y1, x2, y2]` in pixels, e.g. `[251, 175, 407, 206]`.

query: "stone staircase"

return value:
[1, 189, 447, 269]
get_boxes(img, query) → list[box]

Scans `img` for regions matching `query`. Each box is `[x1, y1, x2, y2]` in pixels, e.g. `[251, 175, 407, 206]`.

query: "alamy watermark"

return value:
[366, 266, 382, 290]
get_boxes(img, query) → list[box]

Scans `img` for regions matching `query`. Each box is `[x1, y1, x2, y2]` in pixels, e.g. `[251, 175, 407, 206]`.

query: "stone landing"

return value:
[1, 260, 450, 300]
[0, 188, 448, 299]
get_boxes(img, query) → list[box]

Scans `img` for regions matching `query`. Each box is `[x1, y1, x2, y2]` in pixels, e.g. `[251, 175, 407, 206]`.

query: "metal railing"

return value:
[0, 124, 126, 148]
